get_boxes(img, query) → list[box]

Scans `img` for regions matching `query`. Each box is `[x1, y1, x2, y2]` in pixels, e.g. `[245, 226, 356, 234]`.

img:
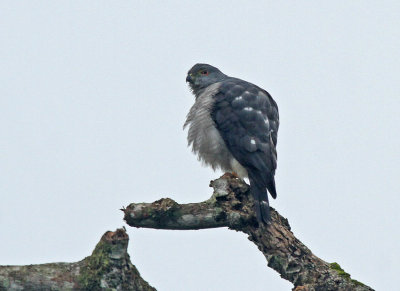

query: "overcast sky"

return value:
[1, 1, 399, 290]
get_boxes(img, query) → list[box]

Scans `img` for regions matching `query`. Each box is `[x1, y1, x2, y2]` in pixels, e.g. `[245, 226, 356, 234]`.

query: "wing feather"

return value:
[211, 78, 279, 198]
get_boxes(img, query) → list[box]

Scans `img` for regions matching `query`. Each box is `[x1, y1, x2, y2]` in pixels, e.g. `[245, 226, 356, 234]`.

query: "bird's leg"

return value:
[231, 171, 240, 178]
[222, 172, 240, 179]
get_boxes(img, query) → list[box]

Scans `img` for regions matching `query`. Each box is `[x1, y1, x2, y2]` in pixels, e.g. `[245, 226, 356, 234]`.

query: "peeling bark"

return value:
[0, 228, 155, 291]
[124, 173, 374, 291]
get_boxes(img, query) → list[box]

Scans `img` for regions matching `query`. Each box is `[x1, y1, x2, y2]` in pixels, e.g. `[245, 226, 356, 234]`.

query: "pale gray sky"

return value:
[1, 1, 399, 290]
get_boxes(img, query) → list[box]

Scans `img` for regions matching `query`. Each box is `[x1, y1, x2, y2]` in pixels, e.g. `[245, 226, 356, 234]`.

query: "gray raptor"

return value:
[184, 63, 279, 223]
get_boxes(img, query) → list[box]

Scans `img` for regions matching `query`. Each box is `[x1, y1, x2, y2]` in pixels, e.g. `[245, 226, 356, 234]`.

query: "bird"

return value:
[184, 63, 279, 223]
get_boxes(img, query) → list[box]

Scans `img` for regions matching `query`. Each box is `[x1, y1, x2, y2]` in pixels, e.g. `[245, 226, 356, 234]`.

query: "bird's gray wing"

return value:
[211, 78, 279, 198]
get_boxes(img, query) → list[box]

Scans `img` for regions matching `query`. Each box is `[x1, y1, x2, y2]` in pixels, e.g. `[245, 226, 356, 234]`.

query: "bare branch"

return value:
[124, 174, 374, 291]
[0, 228, 155, 291]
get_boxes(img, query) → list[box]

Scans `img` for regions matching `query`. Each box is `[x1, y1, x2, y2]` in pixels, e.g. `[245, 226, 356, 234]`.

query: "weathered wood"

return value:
[124, 173, 373, 291]
[0, 228, 155, 291]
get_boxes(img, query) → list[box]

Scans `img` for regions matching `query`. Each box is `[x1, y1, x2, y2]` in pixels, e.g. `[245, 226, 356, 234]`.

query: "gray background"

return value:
[1, 1, 399, 290]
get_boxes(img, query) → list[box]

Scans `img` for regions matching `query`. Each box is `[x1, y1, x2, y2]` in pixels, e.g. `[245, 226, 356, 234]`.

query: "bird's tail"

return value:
[248, 176, 272, 224]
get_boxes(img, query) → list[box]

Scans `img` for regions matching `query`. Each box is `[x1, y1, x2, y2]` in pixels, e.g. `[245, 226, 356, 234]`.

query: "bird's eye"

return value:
[201, 70, 209, 76]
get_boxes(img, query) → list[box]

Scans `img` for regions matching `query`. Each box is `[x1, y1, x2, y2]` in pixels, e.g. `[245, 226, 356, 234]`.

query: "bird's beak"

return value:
[186, 74, 193, 83]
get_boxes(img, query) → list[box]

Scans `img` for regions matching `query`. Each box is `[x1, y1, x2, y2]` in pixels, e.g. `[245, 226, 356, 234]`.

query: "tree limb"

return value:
[124, 173, 374, 291]
[0, 228, 155, 291]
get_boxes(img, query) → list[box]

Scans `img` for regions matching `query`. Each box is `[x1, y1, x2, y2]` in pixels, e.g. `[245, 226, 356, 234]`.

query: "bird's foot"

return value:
[222, 172, 240, 179]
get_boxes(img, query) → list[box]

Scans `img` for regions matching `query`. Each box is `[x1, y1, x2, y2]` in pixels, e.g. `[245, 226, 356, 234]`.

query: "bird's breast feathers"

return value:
[184, 82, 236, 172]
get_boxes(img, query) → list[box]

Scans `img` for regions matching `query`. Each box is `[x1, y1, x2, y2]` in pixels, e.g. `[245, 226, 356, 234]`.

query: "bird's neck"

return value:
[193, 88, 205, 99]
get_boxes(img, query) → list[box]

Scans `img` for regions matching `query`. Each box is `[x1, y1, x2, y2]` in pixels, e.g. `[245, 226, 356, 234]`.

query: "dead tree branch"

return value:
[0, 228, 155, 291]
[124, 173, 374, 291]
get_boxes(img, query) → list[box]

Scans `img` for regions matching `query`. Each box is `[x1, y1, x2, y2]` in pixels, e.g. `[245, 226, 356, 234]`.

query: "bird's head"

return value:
[186, 63, 227, 96]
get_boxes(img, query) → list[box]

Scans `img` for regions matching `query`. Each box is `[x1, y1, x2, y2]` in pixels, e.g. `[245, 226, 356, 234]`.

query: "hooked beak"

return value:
[186, 74, 193, 83]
